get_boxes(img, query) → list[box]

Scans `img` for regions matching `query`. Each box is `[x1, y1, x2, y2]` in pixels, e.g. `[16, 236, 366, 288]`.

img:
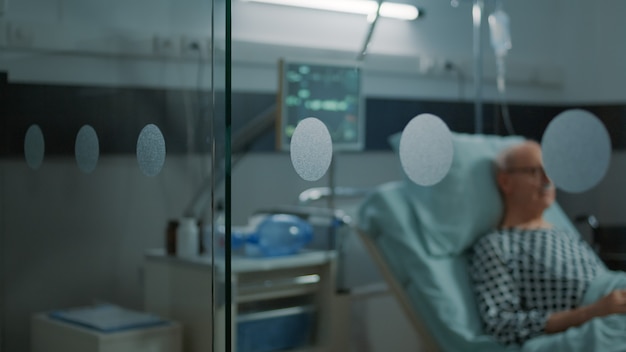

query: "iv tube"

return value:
[488, 2, 515, 135]
[489, 5, 510, 93]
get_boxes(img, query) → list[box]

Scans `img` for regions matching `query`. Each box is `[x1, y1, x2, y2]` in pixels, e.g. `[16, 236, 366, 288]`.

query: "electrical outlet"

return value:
[153, 35, 179, 57]
[180, 36, 210, 59]
[7, 23, 34, 48]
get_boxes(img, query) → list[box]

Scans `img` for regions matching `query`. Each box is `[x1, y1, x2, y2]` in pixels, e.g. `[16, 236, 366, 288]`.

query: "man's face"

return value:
[499, 143, 556, 211]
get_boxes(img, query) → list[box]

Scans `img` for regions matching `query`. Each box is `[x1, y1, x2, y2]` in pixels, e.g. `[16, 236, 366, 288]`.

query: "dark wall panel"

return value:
[2, 81, 625, 157]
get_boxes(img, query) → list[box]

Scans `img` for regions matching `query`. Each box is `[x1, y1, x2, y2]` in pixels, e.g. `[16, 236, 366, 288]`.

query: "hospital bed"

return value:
[356, 133, 623, 352]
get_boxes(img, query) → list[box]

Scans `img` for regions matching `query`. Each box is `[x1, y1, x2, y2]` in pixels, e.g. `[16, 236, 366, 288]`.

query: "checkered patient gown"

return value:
[469, 227, 606, 345]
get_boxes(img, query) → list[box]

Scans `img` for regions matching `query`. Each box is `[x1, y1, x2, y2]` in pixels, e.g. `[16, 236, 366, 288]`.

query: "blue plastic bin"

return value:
[237, 306, 315, 352]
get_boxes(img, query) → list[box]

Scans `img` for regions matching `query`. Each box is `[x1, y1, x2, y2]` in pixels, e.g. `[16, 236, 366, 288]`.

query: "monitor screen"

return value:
[277, 59, 365, 151]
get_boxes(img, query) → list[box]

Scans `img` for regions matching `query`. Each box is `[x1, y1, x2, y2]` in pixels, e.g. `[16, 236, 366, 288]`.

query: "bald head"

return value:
[496, 140, 542, 172]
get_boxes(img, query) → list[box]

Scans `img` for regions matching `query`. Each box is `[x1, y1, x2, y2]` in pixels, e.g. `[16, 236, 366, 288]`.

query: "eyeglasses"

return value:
[505, 166, 547, 179]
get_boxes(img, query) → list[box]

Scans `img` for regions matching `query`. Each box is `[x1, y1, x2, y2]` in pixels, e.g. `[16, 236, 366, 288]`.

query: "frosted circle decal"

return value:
[399, 114, 454, 186]
[290, 117, 333, 181]
[136, 124, 166, 177]
[75, 125, 100, 174]
[541, 109, 611, 193]
[24, 124, 45, 170]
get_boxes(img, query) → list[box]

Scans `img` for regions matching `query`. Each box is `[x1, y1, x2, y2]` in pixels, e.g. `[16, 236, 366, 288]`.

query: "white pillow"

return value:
[389, 132, 525, 256]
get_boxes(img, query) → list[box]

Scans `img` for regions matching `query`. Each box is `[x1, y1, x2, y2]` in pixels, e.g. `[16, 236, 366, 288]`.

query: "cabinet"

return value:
[143, 249, 345, 352]
[31, 313, 182, 352]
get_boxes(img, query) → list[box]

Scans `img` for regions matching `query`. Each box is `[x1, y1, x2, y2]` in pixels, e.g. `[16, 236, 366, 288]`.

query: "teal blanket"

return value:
[523, 270, 626, 352]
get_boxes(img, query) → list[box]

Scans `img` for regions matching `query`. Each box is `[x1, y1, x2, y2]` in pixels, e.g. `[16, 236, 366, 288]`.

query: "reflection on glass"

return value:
[24, 124, 45, 170]
[399, 113, 454, 186]
[75, 125, 100, 174]
[290, 117, 333, 181]
[136, 124, 166, 177]
[542, 109, 611, 193]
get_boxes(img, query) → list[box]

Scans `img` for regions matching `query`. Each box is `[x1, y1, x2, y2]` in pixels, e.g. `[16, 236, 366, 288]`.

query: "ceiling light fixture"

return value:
[242, 0, 420, 21]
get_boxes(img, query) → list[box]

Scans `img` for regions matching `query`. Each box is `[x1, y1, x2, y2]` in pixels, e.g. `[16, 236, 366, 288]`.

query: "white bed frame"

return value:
[357, 228, 441, 352]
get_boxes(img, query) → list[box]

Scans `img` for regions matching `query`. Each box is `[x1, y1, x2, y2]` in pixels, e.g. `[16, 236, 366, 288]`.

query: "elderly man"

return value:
[469, 140, 626, 346]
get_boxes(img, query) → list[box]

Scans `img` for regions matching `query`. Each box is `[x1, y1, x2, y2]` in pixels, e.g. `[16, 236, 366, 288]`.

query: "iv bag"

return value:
[488, 9, 512, 58]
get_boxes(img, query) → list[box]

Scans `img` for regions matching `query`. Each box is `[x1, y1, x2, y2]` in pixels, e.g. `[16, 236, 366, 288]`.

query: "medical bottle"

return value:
[177, 217, 199, 259]
[245, 214, 313, 257]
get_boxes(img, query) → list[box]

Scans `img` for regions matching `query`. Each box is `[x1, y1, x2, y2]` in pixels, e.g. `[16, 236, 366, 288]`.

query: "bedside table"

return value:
[31, 313, 182, 352]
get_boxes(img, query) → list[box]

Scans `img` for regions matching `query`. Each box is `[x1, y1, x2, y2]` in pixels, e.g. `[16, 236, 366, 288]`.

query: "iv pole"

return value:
[323, 0, 383, 210]
[473, 0, 484, 134]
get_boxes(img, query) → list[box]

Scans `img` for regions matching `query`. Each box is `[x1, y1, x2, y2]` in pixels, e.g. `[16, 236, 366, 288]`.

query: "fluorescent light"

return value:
[379, 2, 420, 20]
[242, 0, 420, 21]
[472, 2, 482, 26]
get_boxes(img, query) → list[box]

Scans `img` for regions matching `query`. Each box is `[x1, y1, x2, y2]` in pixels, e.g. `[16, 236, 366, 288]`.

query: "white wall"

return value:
[230, 0, 626, 103]
[3, 1, 626, 351]
[231, 0, 567, 101]
[3, 0, 626, 102]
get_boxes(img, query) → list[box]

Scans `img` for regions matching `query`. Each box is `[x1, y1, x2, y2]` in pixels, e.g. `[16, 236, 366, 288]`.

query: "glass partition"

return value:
[5, 1, 624, 352]
[0, 0, 229, 351]
[229, 0, 624, 351]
